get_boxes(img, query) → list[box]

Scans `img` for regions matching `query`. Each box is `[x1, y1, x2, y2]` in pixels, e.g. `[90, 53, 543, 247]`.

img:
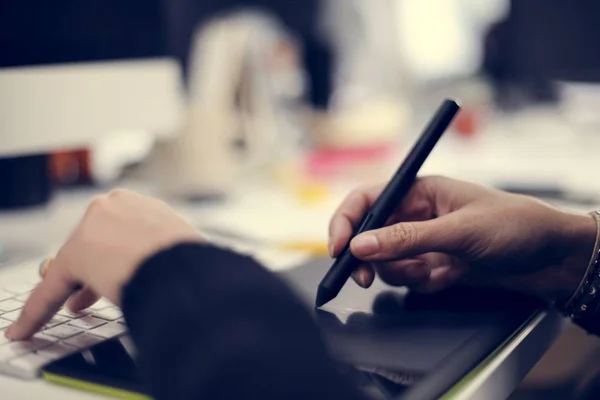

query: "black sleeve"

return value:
[121, 243, 365, 400]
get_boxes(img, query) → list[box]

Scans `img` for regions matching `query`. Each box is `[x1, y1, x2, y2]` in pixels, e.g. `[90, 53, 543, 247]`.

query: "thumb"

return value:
[350, 215, 470, 261]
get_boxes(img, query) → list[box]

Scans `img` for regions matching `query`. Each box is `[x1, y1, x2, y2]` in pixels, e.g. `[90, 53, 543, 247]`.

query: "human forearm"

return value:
[122, 243, 366, 400]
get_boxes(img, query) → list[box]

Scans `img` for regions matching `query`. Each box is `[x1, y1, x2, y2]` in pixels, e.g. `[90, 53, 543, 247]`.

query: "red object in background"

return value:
[305, 143, 396, 178]
[452, 107, 479, 137]
[49, 149, 93, 186]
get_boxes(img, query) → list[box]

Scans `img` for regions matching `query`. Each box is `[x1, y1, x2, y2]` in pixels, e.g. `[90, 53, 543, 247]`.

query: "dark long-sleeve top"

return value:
[121, 243, 365, 400]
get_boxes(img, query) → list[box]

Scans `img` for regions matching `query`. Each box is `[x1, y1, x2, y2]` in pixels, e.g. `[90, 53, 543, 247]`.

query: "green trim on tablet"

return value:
[439, 312, 539, 399]
[42, 371, 151, 400]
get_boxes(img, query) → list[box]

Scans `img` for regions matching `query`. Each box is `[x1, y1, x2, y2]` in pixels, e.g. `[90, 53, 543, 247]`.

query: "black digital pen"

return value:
[315, 99, 460, 307]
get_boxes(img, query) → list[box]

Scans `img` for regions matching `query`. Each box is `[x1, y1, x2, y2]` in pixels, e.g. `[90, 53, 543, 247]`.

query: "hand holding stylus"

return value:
[315, 100, 460, 306]
[328, 176, 595, 303]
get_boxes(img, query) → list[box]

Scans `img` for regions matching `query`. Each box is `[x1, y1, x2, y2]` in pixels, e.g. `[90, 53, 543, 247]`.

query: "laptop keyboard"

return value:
[0, 280, 126, 379]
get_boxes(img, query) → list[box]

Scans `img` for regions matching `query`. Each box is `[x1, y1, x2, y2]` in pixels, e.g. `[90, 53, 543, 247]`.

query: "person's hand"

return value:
[7, 189, 204, 340]
[329, 176, 597, 302]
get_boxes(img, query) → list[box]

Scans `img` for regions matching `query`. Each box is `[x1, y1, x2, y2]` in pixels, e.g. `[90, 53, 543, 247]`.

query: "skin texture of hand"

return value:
[7, 189, 204, 340]
[329, 176, 597, 304]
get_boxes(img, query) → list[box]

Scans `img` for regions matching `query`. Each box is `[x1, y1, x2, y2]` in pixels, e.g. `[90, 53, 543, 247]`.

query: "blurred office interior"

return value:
[2, 1, 600, 399]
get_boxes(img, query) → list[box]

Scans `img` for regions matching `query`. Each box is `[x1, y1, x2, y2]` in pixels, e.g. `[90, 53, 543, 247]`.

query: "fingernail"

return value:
[5, 325, 14, 340]
[351, 235, 379, 257]
[357, 270, 369, 287]
[352, 270, 367, 288]
[328, 238, 334, 258]
[39, 258, 53, 279]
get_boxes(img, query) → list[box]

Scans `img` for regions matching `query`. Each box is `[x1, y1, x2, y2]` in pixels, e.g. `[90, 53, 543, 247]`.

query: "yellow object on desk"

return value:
[202, 226, 330, 258]
[277, 241, 329, 257]
[293, 183, 329, 205]
[269, 163, 330, 205]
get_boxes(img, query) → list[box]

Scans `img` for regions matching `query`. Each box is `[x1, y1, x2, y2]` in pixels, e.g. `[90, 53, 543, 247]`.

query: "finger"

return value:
[329, 185, 383, 257]
[350, 212, 471, 262]
[329, 178, 442, 257]
[7, 267, 76, 340]
[66, 287, 100, 312]
[414, 252, 455, 269]
[374, 252, 457, 286]
[351, 264, 375, 288]
[386, 178, 441, 222]
[375, 259, 431, 287]
[413, 265, 464, 294]
[328, 216, 353, 258]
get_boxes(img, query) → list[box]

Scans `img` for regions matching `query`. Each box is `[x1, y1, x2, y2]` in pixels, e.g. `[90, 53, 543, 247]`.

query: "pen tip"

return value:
[315, 286, 335, 308]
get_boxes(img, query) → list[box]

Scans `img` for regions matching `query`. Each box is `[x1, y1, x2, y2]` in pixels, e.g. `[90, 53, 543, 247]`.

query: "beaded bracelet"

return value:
[559, 211, 600, 332]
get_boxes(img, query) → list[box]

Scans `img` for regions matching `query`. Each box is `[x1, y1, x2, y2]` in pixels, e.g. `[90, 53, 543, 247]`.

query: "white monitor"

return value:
[0, 0, 187, 157]
[0, 58, 184, 157]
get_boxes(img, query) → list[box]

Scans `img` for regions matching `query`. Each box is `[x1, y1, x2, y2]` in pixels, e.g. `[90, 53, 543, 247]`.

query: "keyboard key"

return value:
[0, 334, 11, 346]
[32, 333, 59, 344]
[14, 293, 31, 302]
[0, 290, 15, 302]
[10, 353, 50, 377]
[0, 337, 52, 360]
[0, 300, 24, 313]
[68, 316, 106, 330]
[37, 342, 78, 360]
[9, 337, 53, 352]
[0, 319, 12, 330]
[1, 310, 21, 322]
[89, 298, 113, 311]
[64, 333, 105, 349]
[0, 344, 29, 360]
[4, 312, 71, 328]
[4, 283, 36, 295]
[44, 325, 83, 340]
[89, 322, 126, 339]
[57, 308, 89, 319]
[44, 315, 69, 329]
[92, 307, 123, 321]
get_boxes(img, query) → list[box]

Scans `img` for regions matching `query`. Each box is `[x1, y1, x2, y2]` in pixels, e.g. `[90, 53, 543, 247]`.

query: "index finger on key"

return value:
[6, 262, 76, 340]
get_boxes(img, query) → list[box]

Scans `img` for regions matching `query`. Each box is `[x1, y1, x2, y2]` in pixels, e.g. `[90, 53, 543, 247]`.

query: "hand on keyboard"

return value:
[0, 280, 127, 379]
[7, 189, 205, 341]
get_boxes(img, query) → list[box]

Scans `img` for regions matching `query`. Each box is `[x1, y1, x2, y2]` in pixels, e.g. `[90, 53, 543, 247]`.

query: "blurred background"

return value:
[2, 1, 600, 398]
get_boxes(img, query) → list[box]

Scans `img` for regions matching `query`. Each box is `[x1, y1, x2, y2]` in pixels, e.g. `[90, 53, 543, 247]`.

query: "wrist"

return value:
[553, 212, 597, 306]
[111, 237, 207, 305]
[507, 212, 597, 305]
